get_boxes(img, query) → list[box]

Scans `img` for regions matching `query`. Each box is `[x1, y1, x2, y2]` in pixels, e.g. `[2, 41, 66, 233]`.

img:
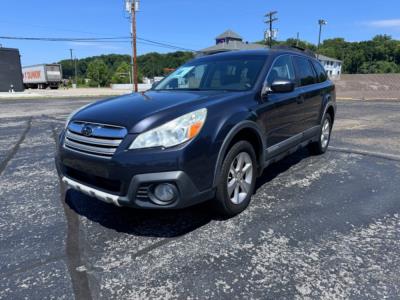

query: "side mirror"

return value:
[270, 80, 295, 93]
[261, 85, 271, 99]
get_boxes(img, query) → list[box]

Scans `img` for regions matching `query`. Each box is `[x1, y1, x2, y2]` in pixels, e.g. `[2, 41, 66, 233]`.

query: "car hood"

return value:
[72, 90, 231, 133]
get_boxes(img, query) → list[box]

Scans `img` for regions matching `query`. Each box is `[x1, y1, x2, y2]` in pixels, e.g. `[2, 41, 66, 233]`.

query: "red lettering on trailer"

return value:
[24, 71, 41, 80]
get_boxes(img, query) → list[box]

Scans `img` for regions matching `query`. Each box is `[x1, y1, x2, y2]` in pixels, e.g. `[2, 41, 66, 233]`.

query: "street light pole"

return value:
[317, 19, 327, 59]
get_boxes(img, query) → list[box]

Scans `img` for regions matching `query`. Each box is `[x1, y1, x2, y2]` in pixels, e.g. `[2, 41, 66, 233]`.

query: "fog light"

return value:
[153, 183, 177, 203]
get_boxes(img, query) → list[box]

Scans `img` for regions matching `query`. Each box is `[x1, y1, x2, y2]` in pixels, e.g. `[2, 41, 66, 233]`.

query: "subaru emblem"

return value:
[81, 125, 93, 137]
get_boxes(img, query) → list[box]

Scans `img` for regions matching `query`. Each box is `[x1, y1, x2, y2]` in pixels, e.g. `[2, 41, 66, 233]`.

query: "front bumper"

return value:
[60, 170, 214, 209]
[55, 131, 216, 209]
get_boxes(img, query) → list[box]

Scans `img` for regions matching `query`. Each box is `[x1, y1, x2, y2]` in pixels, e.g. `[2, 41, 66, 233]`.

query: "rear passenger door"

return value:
[292, 56, 322, 134]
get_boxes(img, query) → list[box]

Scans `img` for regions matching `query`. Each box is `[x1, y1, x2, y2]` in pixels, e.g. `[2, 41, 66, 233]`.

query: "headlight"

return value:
[130, 108, 207, 149]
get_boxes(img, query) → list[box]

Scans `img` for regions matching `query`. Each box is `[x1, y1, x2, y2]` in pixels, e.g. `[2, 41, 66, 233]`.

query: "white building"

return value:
[318, 54, 343, 79]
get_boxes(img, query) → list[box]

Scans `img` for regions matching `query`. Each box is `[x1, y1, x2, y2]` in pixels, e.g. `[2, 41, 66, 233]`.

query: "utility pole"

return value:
[74, 56, 78, 88]
[317, 19, 327, 59]
[126, 0, 139, 92]
[69, 49, 77, 88]
[296, 32, 300, 47]
[264, 11, 278, 48]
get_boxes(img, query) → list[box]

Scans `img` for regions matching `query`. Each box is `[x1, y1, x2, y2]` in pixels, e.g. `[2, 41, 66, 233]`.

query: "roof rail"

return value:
[272, 45, 316, 58]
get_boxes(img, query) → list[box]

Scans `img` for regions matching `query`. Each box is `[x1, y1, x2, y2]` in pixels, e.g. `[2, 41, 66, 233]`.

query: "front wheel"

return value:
[214, 141, 257, 217]
[308, 114, 332, 155]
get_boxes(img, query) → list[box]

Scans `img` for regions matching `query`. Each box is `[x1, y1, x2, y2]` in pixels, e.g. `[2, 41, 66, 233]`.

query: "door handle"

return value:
[296, 96, 305, 104]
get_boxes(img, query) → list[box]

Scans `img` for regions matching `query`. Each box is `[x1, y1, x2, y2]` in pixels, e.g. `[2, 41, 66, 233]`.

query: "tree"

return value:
[59, 51, 194, 82]
[137, 51, 194, 78]
[359, 60, 399, 73]
[111, 62, 131, 84]
[86, 59, 110, 87]
[58, 37, 400, 78]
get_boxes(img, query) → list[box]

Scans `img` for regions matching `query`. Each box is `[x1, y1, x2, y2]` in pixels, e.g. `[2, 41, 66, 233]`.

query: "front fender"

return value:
[211, 117, 265, 187]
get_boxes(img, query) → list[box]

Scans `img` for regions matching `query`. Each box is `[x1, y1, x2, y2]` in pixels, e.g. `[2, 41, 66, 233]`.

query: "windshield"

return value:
[154, 56, 267, 91]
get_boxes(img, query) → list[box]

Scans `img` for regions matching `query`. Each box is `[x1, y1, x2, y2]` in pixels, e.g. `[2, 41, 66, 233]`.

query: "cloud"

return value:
[367, 19, 400, 28]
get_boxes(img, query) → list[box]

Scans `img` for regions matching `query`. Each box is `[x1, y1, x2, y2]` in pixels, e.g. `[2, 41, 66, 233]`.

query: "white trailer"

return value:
[22, 64, 63, 89]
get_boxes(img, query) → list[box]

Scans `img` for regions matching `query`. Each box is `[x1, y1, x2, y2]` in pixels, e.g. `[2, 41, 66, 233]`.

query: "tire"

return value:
[214, 141, 257, 217]
[308, 114, 332, 155]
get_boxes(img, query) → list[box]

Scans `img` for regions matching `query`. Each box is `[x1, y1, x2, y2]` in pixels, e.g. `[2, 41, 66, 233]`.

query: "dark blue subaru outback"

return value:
[56, 48, 336, 216]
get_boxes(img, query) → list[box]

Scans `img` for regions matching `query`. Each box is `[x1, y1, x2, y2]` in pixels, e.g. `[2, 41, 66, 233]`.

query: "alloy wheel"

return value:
[227, 152, 253, 204]
[321, 118, 331, 149]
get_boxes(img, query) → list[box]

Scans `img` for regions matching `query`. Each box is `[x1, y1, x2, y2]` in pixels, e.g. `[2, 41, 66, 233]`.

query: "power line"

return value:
[137, 37, 194, 51]
[0, 35, 195, 51]
[0, 20, 203, 49]
[0, 36, 130, 41]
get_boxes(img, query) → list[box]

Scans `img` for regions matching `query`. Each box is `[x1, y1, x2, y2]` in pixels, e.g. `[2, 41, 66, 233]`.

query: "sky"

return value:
[1, 0, 399, 66]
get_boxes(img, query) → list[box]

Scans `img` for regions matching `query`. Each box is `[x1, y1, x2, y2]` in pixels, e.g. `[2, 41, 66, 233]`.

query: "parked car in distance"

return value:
[56, 48, 336, 216]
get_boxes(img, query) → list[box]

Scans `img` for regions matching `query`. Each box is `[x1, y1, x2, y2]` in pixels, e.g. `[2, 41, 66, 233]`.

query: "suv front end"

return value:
[56, 107, 216, 209]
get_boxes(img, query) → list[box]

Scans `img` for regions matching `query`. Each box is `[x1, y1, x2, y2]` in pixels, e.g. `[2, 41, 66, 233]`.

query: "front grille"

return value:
[64, 121, 128, 159]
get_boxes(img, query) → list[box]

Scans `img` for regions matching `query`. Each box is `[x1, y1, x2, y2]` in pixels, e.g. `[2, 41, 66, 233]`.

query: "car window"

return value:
[312, 60, 328, 83]
[207, 59, 265, 91]
[266, 55, 295, 86]
[293, 56, 317, 86]
[158, 64, 208, 90]
[155, 57, 267, 91]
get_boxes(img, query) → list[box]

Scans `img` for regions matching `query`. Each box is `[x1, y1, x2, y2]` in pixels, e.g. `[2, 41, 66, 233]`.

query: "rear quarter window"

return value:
[312, 60, 328, 83]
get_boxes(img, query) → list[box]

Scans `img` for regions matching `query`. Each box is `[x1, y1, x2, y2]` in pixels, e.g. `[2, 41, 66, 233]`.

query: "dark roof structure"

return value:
[215, 30, 243, 40]
[0, 47, 24, 92]
[318, 54, 342, 63]
[198, 30, 266, 56]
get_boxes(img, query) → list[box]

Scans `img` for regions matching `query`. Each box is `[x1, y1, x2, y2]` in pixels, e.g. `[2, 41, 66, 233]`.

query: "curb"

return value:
[337, 97, 400, 101]
[329, 146, 400, 162]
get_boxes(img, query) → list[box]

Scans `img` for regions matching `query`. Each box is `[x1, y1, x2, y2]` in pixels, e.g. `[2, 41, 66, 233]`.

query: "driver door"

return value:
[255, 55, 303, 156]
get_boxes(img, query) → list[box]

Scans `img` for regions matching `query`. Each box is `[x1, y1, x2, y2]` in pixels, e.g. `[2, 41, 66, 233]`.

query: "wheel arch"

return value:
[321, 95, 336, 125]
[212, 121, 265, 187]
[325, 105, 335, 123]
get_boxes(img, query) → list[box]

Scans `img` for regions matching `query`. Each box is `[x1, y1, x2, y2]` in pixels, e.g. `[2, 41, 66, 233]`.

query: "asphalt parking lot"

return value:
[0, 98, 399, 299]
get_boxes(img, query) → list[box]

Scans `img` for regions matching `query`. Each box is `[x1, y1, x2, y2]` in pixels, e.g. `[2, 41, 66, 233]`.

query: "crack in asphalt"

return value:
[1, 254, 66, 278]
[129, 238, 180, 260]
[0, 117, 32, 176]
[328, 146, 400, 162]
[51, 125, 93, 300]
